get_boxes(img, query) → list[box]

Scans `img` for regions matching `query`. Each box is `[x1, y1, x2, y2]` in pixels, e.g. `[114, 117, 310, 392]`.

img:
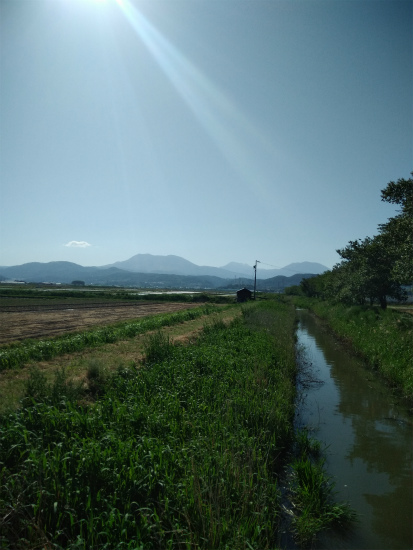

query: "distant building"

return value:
[236, 287, 252, 302]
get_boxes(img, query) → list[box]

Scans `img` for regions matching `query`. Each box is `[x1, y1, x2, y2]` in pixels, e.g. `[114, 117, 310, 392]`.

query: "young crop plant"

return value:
[142, 330, 173, 364]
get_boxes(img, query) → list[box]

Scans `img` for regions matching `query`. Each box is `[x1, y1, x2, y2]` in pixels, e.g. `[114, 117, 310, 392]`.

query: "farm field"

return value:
[0, 297, 357, 548]
[0, 304, 239, 413]
[0, 300, 204, 344]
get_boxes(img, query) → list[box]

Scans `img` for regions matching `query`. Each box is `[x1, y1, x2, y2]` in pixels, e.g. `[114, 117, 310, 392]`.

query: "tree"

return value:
[299, 173, 412, 309]
[337, 236, 406, 309]
[332, 174, 412, 309]
[284, 284, 303, 296]
[378, 173, 413, 285]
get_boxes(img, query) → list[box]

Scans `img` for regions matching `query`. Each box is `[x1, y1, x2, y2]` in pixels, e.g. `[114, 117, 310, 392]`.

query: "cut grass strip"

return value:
[0, 309, 241, 414]
[0, 305, 222, 371]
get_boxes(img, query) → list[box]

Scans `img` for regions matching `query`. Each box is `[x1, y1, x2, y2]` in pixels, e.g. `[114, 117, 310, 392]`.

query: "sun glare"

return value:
[112, 0, 276, 196]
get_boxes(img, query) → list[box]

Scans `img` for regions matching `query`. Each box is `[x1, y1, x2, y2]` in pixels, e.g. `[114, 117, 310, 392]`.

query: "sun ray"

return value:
[113, 0, 281, 198]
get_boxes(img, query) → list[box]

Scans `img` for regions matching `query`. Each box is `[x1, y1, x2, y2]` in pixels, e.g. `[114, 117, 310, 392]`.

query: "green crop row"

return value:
[0, 305, 219, 371]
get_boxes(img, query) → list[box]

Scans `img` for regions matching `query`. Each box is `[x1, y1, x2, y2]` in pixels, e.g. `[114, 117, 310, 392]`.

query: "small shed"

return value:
[237, 287, 253, 302]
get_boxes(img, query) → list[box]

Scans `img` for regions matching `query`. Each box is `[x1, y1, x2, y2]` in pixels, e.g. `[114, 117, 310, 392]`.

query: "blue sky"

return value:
[1, 0, 412, 270]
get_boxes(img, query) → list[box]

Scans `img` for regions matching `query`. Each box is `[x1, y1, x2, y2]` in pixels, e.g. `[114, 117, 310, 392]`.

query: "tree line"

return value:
[287, 174, 413, 309]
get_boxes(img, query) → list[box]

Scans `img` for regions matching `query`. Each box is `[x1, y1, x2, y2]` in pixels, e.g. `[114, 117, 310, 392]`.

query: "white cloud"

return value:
[65, 241, 92, 248]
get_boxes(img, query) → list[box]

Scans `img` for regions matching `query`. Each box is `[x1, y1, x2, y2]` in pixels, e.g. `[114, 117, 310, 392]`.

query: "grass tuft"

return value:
[143, 331, 173, 364]
[288, 443, 357, 546]
[86, 359, 108, 397]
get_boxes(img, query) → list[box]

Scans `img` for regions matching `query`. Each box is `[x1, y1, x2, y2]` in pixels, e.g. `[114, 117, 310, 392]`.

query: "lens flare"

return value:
[113, 0, 280, 197]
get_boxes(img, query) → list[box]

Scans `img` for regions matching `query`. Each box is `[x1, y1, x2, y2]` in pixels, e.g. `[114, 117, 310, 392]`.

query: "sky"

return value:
[1, 0, 412, 271]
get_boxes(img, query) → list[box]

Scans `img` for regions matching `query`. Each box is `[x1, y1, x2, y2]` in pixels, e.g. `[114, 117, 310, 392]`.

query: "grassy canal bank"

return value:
[291, 296, 413, 402]
[0, 298, 355, 549]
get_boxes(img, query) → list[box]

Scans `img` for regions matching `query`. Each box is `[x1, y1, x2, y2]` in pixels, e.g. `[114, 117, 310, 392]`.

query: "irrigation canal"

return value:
[294, 308, 412, 549]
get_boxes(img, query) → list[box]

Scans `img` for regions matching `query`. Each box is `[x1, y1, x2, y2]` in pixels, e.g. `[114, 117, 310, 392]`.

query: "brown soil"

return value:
[0, 302, 203, 345]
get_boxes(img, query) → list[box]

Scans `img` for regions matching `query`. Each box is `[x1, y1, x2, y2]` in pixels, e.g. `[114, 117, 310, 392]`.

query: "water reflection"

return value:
[296, 309, 412, 550]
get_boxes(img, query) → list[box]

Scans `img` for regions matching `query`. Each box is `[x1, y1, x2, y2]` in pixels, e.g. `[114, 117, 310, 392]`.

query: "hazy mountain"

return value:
[105, 254, 241, 278]
[257, 273, 318, 290]
[0, 262, 91, 282]
[220, 262, 255, 278]
[0, 256, 328, 288]
[280, 262, 328, 276]
[221, 261, 328, 279]
[0, 261, 227, 288]
[222, 273, 318, 291]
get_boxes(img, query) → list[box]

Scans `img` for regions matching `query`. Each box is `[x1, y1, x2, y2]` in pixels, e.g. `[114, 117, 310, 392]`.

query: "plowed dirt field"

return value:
[0, 302, 202, 344]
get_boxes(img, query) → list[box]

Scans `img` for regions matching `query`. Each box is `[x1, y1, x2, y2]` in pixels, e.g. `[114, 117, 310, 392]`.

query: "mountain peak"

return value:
[1, 254, 329, 285]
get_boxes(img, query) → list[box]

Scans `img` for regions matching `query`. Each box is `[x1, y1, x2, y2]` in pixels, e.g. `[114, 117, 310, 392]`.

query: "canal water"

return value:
[294, 309, 412, 550]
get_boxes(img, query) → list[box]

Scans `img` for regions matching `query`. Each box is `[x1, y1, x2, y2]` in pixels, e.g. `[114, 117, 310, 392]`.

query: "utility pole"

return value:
[253, 260, 260, 299]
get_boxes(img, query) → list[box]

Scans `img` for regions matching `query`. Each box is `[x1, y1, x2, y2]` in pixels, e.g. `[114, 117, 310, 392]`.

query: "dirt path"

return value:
[388, 305, 413, 316]
[0, 302, 203, 344]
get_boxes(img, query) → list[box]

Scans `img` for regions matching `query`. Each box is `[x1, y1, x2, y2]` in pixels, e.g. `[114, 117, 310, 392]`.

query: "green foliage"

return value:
[0, 300, 298, 549]
[22, 366, 84, 407]
[86, 359, 108, 397]
[300, 174, 412, 309]
[379, 173, 413, 285]
[292, 296, 413, 398]
[23, 366, 49, 403]
[142, 331, 173, 364]
[336, 235, 407, 308]
[284, 284, 304, 296]
[294, 429, 321, 458]
[289, 456, 355, 545]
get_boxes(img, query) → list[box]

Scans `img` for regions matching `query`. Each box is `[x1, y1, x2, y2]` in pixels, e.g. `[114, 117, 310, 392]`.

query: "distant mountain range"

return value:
[104, 254, 239, 279]
[0, 254, 328, 290]
[220, 260, 328, 279]
[104, 254, 328, 279]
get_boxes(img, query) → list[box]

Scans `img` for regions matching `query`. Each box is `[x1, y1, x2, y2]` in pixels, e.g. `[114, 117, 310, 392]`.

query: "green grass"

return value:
[289, 454, 356, 545]
[291, 297, 413, 399]
[0, 300, 298, 549]
[0, 298, 356, 548]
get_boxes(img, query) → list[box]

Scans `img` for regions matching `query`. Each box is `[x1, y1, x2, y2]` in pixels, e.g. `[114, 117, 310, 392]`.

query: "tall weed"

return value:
[289, 455, 356, 545]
